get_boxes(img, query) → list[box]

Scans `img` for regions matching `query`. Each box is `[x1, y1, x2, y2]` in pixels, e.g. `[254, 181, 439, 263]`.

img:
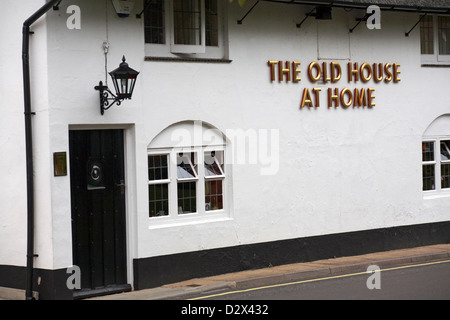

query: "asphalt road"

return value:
[200, 260, 450, 300]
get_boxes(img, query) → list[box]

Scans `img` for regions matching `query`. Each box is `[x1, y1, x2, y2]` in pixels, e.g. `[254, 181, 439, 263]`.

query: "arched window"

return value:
[147, 120, 229, 219]
[422, 115, 450, 193]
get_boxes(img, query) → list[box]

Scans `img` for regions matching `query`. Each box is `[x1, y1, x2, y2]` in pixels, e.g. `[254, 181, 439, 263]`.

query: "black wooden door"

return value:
[69, 130, 128, 296]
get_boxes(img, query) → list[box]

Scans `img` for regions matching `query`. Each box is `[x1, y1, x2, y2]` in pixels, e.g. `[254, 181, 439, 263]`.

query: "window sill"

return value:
[148, 212, 232, 230]
[145, 56, 232, 63]
[423, 191, 450, 200]
[421, 64, 450, 68]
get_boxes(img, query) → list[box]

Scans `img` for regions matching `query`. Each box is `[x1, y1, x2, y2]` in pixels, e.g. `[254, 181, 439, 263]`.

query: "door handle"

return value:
[115, 180, 125, 195]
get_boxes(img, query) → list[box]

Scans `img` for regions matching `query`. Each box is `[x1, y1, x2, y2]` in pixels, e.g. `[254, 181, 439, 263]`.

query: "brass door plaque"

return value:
[53, 152, 67, 176]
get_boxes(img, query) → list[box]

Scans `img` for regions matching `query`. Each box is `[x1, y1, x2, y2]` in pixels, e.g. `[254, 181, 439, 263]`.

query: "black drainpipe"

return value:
[22, 0, 61, 300]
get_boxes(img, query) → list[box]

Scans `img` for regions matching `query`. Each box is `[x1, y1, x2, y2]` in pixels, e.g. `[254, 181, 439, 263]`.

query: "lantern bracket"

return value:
[94, 81, 124, 115]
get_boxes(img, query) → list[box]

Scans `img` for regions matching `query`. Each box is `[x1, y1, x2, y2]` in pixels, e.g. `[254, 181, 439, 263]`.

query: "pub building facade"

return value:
[1, 0, 450, 299]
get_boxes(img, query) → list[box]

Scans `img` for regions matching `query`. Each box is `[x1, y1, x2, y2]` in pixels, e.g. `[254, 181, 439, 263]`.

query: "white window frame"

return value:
[421, 15, 450, 65]
[422, 138, 450, 196]
[203, 147, 225, 212]
[144, 0, 227, 59]
[176, 150, 199, 214]
[204, 148, 225, 179]
[148, 153, 171, 217]
[169, 0, 206, 54]
[148, 146, 228, 224]
[422, 140, 437, 192]
[439, 140, 450, 190]
[176, 151, 198, 181]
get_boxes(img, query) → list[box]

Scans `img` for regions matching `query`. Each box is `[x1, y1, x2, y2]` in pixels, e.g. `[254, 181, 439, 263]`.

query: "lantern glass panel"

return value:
[109, 57, 139, 100]
[120, 78, 128, 97]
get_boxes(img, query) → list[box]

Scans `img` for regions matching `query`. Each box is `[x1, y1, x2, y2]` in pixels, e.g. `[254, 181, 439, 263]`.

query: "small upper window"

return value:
[420, 15, 450, 65]
[144, 0, 165, 44]
[143, 0, 226, 59]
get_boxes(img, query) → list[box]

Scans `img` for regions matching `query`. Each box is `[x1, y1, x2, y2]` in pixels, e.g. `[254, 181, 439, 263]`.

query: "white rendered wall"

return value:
[134, 3, 450, 260]
[2, 0, 450, 275]
[0, 0, 51, 268]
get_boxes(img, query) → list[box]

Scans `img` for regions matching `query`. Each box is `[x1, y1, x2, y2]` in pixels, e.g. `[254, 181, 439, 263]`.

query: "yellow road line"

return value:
[189, 259, 450, 300]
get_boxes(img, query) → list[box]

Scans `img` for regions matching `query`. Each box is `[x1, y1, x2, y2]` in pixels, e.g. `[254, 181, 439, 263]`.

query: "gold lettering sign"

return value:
[268, 60, 401, 109]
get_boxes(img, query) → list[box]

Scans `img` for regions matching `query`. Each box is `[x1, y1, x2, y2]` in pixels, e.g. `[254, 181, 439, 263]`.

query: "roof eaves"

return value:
[262, 0, 450, 13]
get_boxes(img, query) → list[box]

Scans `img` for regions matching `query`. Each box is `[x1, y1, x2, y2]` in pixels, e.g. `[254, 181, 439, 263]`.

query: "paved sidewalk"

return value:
[90, 243, 450, 300]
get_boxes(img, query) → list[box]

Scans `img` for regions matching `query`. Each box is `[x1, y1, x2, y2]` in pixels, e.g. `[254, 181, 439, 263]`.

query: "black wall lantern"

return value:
[95, 56, 139, 115]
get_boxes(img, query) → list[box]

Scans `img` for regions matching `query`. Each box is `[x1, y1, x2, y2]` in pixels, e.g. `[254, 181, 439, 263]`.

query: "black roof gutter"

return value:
[22, 0, 61, 300]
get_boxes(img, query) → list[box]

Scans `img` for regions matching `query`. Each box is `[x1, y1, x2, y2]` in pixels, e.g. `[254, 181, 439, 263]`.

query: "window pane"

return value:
[205, 160, 222, 176]
[149, 184, 169, 217]
[205, 0, 218, 46]
[440, 141, 450, 161]
[205, 180, 223, 211]
[421, 15, 434, 55]
[144, 0, 165, 44]
[423, 164, 435, 191]
[173, 0, 202, 45]
[422, 142, 434, 162]
[177, 181, 197, 214]
[204, 151, 224, 177]
[441, 163, 450, 189]
[177, 153, 197, 179]
[148, 155, 168, 181]
[438, 16, 450, 55]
